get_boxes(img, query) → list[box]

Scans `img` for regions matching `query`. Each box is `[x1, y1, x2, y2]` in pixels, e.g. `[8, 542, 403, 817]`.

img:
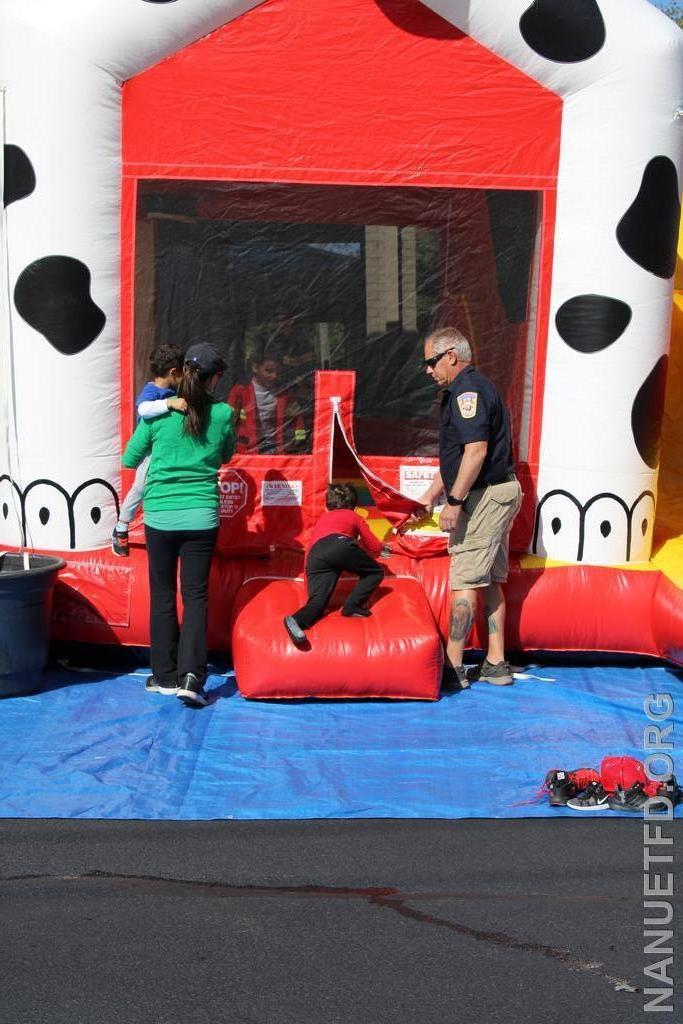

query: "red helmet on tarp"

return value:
[600, 756, 661, 799]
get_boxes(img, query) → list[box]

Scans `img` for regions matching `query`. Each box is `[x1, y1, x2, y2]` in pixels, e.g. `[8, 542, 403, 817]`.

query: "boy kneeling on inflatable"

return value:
[284, 484, 391, 646]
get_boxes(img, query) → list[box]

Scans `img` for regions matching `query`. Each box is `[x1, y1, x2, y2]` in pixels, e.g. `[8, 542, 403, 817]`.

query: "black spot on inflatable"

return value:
[555, 294, 632, 353]
[90, 507, 101, 524]
[641, 518, 648, 536]
[519, 0, 605, 62]
[39, 506, 50, 525]
[600, 520, 611, 538]
[373, 0, 463, 41]
[551, 517, 561, 535]
[616, 157, 680, 279]
[141, 1, 179, 3]
[14, 256, 106, 355]
[3, 144, 36, 207]
[632, 355, 668, 469]
[2, 502, 7, 520]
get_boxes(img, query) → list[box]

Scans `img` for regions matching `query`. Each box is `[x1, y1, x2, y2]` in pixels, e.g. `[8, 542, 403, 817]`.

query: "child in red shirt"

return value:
[284, 484, 390, 645]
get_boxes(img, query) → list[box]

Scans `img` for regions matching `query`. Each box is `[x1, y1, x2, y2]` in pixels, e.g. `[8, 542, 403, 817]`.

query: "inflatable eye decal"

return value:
[629, 492, 656, 562]
[22, 480, 73, 551]
[0, 475, 25, 547]
[0, 477, 120, 550]
[71, 480, 119, 550]
[582, 495, 629, 564]
[534, 489, 658, 562]
[532, 491, 582, 559]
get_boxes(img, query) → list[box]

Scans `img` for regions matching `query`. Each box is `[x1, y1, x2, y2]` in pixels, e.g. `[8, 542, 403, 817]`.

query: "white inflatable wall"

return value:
[425, 0, 682, 564]
[0, 0, 262, 553]
[1, 0, 681, 564]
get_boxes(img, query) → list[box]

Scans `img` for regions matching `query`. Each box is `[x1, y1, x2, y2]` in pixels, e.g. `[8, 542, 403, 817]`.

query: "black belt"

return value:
[471, 473, 516, 492]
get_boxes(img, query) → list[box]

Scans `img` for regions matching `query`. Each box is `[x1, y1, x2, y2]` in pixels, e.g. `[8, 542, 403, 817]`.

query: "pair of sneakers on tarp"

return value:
[545, 756, 681, 812]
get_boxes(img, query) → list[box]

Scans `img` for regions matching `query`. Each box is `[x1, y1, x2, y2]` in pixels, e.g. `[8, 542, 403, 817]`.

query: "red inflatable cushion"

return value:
[232, 576, 442, 699]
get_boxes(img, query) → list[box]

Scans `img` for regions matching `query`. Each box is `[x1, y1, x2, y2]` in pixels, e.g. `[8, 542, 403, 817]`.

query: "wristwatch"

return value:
[446, 495, 465, 507]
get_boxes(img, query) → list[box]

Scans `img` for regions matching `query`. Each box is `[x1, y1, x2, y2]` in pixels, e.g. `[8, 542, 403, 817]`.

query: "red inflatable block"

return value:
[652, 573, 683, 665]
[232, 576, 442, 699]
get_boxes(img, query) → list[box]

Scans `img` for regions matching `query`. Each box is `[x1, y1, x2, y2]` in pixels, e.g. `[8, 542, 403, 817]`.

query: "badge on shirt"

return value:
[456, 391, 478, 419]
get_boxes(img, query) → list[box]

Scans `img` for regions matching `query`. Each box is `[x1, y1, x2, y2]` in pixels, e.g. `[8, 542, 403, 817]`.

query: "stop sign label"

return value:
[218, 469, 248, 518]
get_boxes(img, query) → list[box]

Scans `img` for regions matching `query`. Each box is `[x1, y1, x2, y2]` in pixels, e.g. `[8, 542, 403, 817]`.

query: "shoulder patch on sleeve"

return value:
[456, 391, 478, 419]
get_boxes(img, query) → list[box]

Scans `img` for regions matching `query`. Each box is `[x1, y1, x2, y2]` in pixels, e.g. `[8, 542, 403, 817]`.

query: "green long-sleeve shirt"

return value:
[122, 403, 235, 515]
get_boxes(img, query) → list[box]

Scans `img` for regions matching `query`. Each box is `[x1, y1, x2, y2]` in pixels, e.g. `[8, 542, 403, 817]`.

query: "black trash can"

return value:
[0, 553, 66, 697]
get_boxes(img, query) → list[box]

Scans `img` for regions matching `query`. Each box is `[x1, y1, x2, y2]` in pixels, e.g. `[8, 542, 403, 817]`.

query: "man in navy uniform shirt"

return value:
[415, 327, 522, 687]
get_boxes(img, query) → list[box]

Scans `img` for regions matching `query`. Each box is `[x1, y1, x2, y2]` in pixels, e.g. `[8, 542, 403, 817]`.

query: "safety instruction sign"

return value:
[261, 480, 303, 507]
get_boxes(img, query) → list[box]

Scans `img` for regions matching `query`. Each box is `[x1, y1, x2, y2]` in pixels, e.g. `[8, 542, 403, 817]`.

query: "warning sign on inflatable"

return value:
[261, 480, 303, 507]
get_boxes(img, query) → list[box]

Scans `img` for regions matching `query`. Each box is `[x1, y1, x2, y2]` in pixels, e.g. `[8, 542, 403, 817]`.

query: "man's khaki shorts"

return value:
[448, 479, 523, 590]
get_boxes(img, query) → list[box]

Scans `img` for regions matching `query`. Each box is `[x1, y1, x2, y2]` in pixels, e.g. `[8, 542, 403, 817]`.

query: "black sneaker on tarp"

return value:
[177, 672, 208, 708]
[609, 778, 683, 813]
[608, 782, 648, 812]
[284, 615, 307, 645]
[145, 675, 178, 696]
[476, 659, 514, 686]
[566, 781, 609, 811]
[658, 776, 683, 808]
[545, 768, 600, 807]
[111, 527, 129, 557]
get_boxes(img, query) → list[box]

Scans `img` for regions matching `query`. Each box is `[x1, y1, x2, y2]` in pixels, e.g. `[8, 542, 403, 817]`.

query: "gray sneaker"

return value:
[442, 664, 470, 691]
[284, 615, 307, 646]
[477, 659, 514, 686]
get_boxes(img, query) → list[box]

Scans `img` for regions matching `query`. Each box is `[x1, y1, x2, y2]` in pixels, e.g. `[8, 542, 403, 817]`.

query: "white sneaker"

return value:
[566, 782, 609, 811]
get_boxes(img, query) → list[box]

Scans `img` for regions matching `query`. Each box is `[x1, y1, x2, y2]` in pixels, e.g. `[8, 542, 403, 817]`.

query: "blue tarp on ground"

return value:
[0, 662, 680, 819]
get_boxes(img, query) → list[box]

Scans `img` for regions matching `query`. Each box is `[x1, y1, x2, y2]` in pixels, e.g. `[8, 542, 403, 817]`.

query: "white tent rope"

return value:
[0, 86, 29, 569]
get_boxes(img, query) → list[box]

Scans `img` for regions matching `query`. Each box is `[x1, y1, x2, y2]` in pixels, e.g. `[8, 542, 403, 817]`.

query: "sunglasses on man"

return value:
[423, 347, 455, 370]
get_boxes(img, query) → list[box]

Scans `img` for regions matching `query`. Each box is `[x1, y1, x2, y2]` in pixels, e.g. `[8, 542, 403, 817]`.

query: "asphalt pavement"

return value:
[1, 818, 677, 1024]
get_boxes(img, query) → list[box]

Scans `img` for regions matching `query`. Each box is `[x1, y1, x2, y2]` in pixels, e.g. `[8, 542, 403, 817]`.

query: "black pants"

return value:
[293, 535, 383, 630]
[145, 525, 218, 685]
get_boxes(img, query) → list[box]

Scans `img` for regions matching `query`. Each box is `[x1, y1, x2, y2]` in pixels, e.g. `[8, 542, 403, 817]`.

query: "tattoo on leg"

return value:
[487, 615, 499, 634]
[450, 598, 474, 642]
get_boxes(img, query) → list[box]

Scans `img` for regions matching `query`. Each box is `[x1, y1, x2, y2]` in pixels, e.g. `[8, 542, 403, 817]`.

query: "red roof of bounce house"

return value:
[122, 0, 561, 188]
[119, 0, 563, 554]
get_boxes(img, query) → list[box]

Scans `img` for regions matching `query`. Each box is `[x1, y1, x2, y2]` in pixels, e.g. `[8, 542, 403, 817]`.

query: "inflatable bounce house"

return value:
[2, 0, 683, 698]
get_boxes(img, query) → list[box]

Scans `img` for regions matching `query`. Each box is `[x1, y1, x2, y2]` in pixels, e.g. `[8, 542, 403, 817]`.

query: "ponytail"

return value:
[179, 363, 213, 437]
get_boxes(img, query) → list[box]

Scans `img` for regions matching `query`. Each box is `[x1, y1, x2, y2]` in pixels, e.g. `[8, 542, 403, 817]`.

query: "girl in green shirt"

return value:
[122, 343, 235, 707]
